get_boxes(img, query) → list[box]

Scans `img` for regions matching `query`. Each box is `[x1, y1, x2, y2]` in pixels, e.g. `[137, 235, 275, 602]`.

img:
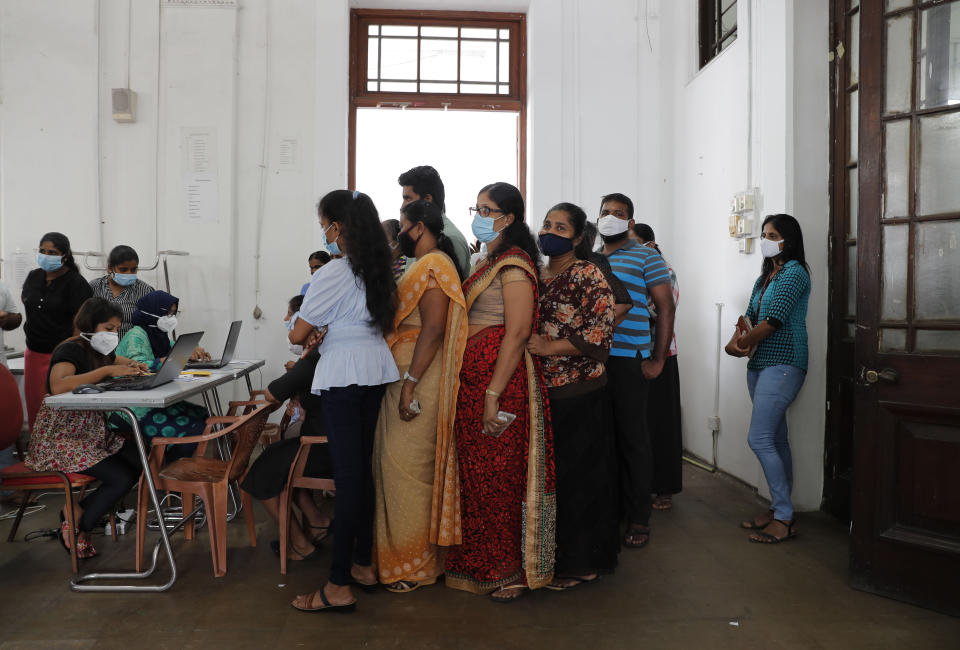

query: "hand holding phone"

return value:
[482, 411, 516, 438]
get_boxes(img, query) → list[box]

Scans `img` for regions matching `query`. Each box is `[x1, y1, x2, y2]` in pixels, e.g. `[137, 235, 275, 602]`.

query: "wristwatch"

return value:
[403, 371, 419, 384]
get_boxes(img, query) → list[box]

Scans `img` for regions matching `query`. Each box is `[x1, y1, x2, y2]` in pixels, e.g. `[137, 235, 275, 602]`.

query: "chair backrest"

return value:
[0, 363, 24, 451]
[225, 401, 278, 483]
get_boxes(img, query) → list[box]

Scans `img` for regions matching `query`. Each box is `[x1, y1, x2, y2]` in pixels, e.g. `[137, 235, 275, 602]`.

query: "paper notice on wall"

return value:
[182, 128, 219, 223]
[278, 137, 299, 171]
[13, 250, 30, 289]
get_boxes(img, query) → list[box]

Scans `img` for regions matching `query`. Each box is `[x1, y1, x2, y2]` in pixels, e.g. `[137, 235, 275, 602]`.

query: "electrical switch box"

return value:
[112, 88, 137, 123]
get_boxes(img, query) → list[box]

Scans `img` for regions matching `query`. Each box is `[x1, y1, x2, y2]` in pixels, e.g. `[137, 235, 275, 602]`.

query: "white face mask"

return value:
[760, 237, 783, 258]
[289, 343, 304, 356]
[83, 331, 119, 356]
[597, 215, 629, 237]
[156, 315, 178, 333]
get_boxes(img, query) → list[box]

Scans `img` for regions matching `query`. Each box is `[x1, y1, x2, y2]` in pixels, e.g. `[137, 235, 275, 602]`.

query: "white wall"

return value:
[0, 0, 831, 508]
[657, 0, 830, 510]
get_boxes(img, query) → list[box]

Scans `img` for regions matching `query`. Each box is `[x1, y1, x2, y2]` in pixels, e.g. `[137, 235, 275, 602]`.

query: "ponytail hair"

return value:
[400, 199, 466, 281]
[317, 190, 397, 333]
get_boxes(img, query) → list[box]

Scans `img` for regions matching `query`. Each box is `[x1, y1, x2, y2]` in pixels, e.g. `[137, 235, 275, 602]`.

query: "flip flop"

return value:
[291, 586, 356, 613]
[489, 584, 527, 603]
[544, 575, 600, 591]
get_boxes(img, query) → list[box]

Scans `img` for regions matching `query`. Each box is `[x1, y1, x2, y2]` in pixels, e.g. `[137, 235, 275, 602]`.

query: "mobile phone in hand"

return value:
[482, 411, 517, 438]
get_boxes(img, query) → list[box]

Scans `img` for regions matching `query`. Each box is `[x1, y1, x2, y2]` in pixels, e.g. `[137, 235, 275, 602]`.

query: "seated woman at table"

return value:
[115, 291, 209, 443]
[240, 346, 333, 562]
[25, 297, 148, 559]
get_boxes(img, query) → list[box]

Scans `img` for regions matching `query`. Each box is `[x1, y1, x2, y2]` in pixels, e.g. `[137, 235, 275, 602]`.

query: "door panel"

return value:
[850, 0, 960, 616]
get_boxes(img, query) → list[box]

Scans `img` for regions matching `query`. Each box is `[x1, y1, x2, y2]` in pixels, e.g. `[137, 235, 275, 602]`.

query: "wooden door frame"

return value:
[346, 9, 527, 196]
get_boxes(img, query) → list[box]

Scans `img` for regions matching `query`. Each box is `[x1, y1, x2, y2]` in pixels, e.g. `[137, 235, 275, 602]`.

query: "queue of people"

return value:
[1, 163, 810, 615]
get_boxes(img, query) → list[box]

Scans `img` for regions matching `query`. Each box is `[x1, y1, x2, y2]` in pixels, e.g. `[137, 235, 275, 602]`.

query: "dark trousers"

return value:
[321, 384, 386, 586]
[79, 440, 142, 532]
[607, 354, 652, 527]
[648, 355, 683, 495]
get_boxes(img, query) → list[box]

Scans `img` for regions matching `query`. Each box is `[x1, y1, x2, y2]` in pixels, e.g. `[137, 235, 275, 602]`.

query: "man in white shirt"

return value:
[0, 279, 22, 366]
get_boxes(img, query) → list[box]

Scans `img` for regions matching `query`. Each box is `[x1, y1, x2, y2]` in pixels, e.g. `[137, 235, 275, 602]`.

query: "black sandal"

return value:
[749, 519, 797, 544]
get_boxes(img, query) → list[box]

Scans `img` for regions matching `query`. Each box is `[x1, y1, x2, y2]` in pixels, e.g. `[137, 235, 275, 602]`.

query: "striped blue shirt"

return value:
[605, 242, 672, 359]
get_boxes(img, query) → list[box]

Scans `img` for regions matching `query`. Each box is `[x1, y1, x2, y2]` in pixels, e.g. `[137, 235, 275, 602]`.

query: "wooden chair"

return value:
[1, 464, 117, 574]
[135, 400, 278, 576]
[278, 435, 334, 575]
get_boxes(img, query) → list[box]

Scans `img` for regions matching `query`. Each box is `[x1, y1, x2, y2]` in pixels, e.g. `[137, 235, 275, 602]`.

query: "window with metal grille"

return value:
[700, 0, 738, 68]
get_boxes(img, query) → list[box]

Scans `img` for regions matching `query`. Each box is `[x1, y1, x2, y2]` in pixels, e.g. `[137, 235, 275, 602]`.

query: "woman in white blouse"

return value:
[288, 190, 399, 613]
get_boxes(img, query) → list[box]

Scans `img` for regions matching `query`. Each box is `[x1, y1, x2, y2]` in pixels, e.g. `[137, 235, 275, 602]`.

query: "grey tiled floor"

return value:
[1, 464, 957, 649]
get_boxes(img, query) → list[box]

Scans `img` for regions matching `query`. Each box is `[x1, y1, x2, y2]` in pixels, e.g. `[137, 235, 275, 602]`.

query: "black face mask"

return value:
[397, 225, 420, 258]
[600, 231, 629, 245]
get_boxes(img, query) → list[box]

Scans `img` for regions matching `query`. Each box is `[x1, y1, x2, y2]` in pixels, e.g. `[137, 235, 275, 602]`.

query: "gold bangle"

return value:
[485, 388, 500, 398]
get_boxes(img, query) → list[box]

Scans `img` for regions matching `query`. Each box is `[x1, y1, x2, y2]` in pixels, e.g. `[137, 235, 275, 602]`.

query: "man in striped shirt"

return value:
[599, 193, 675, 550]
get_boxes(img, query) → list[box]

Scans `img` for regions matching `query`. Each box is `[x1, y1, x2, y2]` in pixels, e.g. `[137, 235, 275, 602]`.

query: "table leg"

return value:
[71, 407, 178, 592]
[244, 374, 254, 394]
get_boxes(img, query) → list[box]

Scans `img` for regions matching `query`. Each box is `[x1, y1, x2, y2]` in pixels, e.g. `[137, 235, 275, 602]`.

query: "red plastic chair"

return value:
[0, 363, 23, 452]
[1, 462, 116, 574]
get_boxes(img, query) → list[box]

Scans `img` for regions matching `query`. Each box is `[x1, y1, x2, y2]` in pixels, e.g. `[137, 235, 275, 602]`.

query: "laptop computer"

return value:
[99, 331, 204, 391]
[184, 320, 242, 370]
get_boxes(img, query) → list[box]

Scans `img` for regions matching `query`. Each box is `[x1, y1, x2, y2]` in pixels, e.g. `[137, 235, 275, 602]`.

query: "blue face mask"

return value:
[37, 253, 64, 272]
[285, 311, 299, 331]
[471, 213, 506, 244]
[538, 232, 574, 257]
[112, 273, 137, 287]
[323, 224, 341, 257]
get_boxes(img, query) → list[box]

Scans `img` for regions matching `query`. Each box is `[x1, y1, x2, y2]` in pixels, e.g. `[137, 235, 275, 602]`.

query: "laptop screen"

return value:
[218, 320, 243, 364]
[156, 331, 204, 383]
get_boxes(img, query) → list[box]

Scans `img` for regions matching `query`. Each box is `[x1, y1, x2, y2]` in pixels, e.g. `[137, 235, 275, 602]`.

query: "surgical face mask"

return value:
[597, 215, 629, 237]
[112, 273, 137, 287]
[37, 253, 64, 272]
[760, 237, 784, 258]
[323, 223, 341, 257]
[471, 213, 506, 244]
[83, 331, 119, 356]
[286, 311, 300, 331]
[538, 232, 574, 257]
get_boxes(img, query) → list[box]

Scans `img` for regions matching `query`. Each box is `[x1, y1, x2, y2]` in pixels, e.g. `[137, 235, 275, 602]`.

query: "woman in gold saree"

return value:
[373, 199, 468, 592]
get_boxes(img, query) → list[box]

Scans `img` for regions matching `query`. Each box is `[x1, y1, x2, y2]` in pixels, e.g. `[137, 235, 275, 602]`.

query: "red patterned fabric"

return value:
[25, 403, 123, 474]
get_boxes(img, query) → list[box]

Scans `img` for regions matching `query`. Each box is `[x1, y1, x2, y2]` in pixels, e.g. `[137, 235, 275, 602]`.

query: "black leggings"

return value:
[77, 440, 142, 532]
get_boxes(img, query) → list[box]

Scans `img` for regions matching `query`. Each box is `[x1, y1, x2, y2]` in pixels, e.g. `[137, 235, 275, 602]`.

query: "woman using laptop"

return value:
[25, 297, 147, 559]
[115, 290, 209, 441]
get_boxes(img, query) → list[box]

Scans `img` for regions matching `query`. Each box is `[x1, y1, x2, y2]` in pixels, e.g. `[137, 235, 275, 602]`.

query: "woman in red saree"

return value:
[443, 182, 555, 602]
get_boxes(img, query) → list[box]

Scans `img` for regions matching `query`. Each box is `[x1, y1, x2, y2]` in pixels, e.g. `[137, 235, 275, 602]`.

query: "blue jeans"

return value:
[746, 365, 806, 522]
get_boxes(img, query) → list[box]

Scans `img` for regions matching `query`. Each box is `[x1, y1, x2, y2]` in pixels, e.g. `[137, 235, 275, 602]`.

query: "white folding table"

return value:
[41, 359, 264, 592]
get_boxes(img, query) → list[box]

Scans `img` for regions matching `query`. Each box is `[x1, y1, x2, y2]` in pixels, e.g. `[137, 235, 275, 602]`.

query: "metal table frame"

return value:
[41, 360, 264, 593]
